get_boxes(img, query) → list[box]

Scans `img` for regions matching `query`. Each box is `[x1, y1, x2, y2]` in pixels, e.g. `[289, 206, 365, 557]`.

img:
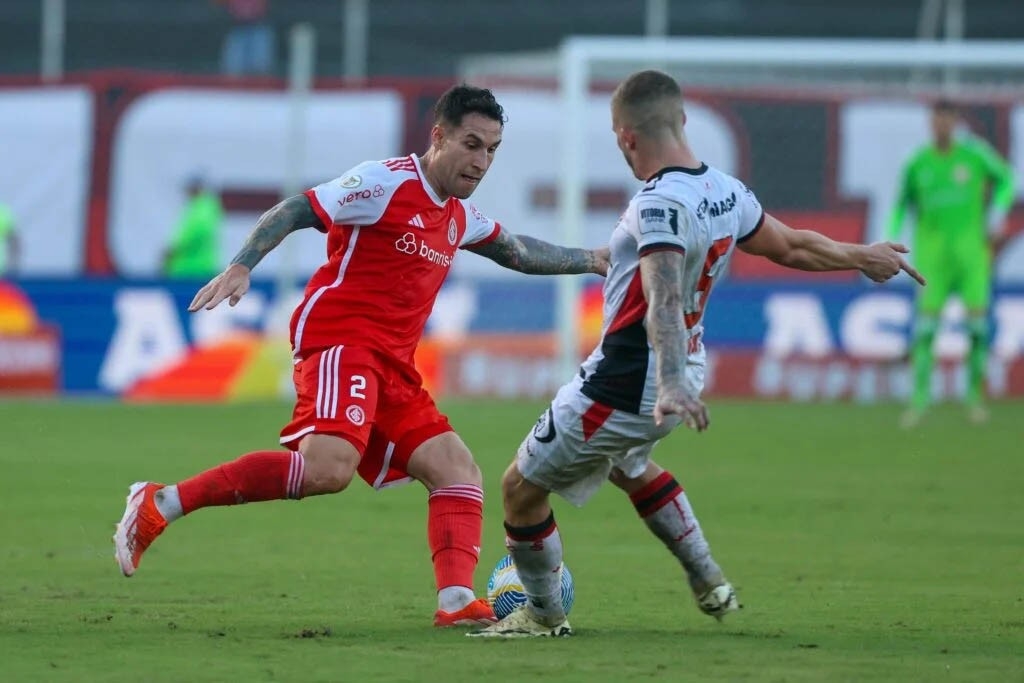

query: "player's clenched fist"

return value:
[860, 242, 927, 286]
[653, 386, 710, 432]
[189, 263, 252, 311]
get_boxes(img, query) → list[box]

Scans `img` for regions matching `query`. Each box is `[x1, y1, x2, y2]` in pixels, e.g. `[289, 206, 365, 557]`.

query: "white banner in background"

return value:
[109, 89, 403, 277]
[0, 88, 93, 274]
[449, 89, 739, 279]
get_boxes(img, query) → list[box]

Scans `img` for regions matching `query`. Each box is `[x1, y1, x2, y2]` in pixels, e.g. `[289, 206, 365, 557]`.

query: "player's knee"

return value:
[501, 463, 545, 516]
[407, 432, 482, 489]
[314, 464, 356, 494]
[300, 435, 360, 494]
[966, 315, 988, 342]
[609, 462, 662, 494]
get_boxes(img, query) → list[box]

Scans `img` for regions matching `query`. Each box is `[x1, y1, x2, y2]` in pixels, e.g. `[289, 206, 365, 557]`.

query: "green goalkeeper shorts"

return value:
[915, 249, 991, 313]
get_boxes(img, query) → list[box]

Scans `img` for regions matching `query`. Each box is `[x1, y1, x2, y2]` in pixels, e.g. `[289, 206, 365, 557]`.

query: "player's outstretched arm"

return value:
[739, 213, 926, 285]
[188, 194, 320, 311]
[468, 229, 609, 276]
[639, 250, 709, 431]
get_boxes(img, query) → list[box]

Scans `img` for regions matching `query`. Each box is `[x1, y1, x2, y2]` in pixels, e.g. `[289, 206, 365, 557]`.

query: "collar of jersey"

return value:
[411, 154, 447, 207]
[646, 164, 708, 181]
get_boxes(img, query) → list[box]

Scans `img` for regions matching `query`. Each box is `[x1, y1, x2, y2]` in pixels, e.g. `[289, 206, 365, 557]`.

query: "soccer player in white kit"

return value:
[471, 70, 925, 638]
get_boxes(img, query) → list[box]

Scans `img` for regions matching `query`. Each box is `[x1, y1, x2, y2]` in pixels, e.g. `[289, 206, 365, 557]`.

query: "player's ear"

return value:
[429, 124, 446, 149]
[624, 128, 638, 151]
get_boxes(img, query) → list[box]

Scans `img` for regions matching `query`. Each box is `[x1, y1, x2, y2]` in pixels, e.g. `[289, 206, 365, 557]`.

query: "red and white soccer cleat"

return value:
[113, 482, 168, 577]
[433, 598, 497, 628]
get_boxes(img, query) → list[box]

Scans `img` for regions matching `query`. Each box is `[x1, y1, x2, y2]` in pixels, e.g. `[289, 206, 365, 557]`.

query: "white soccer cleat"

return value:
[466, 606, 572, 638]
[696, 583, 740, 621]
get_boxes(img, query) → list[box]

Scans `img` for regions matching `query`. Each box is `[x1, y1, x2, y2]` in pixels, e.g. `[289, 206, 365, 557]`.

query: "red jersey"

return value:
[294, 154, 501, 367]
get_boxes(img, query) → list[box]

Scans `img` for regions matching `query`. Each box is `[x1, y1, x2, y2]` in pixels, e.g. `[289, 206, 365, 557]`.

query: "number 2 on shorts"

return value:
[350, 375, 367, 399]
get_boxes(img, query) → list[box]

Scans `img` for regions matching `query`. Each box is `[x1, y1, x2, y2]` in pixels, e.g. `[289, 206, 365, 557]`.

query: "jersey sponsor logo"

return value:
[394, 231, 453, 267]
[447, 218, 458, 245]
[395, 232, 418, 254]
[640, 207, 666, 221]
[638, 202, 680, 235]
[345, 404, 365, 426]
[695, 192, 737, 219]
[469, 203, 486, 222]
[340, 174, 362, 189]
[953, 164, 970, 184]
[336, 184, 385, 209]
[408, 214, 425, 228]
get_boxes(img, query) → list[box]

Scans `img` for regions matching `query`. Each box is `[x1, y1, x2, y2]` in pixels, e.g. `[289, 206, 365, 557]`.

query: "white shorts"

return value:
[516, 370, 703, 507]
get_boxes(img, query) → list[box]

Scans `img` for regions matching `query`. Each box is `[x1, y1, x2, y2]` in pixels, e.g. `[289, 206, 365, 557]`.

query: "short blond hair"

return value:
[611, 70, 684, 139]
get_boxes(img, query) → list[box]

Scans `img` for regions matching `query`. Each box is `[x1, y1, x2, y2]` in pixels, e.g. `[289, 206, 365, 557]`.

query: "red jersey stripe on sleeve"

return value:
[303, 189, 331, 233]
[474, 223, 502, 247]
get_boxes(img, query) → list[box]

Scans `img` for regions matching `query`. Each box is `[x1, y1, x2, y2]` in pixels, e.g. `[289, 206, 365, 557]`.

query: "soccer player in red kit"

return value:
[112, 85, 609, 627]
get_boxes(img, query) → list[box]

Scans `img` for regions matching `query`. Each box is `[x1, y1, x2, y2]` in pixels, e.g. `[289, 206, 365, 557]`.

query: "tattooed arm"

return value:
[189, 194, 320, 311]
[639, 249, 709, 431]
[230, 194, 321, 270]
[468, 229, 609, 276]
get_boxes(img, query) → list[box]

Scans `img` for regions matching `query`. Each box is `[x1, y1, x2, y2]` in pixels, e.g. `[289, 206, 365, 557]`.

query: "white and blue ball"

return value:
[486, 554, 575, 620]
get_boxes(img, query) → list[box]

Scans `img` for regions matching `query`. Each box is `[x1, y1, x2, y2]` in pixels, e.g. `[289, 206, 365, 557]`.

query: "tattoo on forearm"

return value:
[230, 195, 318, 270]
[641, 251, 687, 386]
[472, 232, 595, 274]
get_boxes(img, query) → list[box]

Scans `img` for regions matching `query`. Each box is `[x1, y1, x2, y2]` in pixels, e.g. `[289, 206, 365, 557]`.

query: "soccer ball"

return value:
[486, 554, 575, 620]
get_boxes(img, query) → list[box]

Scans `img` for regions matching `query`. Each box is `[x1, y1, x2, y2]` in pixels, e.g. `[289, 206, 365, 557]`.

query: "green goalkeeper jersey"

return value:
[886, 135, 1015, 255]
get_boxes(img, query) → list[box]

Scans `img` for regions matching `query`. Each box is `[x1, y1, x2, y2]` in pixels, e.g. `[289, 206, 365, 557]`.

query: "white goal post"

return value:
[555, 36, 1024, 380]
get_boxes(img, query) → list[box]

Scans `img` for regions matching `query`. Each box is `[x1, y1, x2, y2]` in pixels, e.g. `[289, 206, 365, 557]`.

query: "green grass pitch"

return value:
[1, 398, 1022, 682]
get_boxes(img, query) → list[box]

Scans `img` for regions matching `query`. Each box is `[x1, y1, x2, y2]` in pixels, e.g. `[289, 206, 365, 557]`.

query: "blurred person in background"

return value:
[0, 203, 19, 277]
[162, 175, 224, 279]
[215, 0, 275, 77]
[886, 99, 1016, 428]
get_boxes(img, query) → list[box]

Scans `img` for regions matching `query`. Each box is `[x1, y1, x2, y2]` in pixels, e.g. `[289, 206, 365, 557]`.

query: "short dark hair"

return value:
[932, 98, 959, 114]
[433, 84, 506, 128]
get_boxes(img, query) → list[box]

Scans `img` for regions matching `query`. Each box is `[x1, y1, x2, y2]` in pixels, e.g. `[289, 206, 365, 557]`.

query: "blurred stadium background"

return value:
[1, 0, 1023, 401]
[1, 2, 1023, 682]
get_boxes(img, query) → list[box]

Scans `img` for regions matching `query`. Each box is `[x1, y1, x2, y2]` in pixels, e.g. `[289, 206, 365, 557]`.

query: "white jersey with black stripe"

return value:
[578, 164, 765, 415]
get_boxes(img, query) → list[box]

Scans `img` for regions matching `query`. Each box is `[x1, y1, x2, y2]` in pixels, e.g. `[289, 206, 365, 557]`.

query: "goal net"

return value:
[467, 37, 1024, 381]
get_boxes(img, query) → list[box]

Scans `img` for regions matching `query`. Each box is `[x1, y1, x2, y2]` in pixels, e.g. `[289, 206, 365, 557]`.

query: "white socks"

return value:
[437, 586, 475, 613]
[505, 514, 566, 625]
[154, 485, 183, 523]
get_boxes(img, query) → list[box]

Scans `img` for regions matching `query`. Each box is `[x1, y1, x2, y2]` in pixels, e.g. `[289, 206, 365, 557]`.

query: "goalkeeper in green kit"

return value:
[887, 99, 1016, 427]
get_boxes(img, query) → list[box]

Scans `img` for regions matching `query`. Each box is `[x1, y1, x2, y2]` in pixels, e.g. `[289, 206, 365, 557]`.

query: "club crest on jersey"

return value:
[340, 174, 362, 189]
[345, 405, 366, 426]
[448, 218, 458, 245]
[532, 407, 556, 443]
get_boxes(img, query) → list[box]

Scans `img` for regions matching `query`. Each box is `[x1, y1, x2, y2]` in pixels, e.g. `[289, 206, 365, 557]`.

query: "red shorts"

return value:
[279, 345, 452, 489]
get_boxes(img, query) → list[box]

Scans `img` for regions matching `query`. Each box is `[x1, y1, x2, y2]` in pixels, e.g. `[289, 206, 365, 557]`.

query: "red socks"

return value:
[427, 485, 484, 591]
[178, 450, 304, 515]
